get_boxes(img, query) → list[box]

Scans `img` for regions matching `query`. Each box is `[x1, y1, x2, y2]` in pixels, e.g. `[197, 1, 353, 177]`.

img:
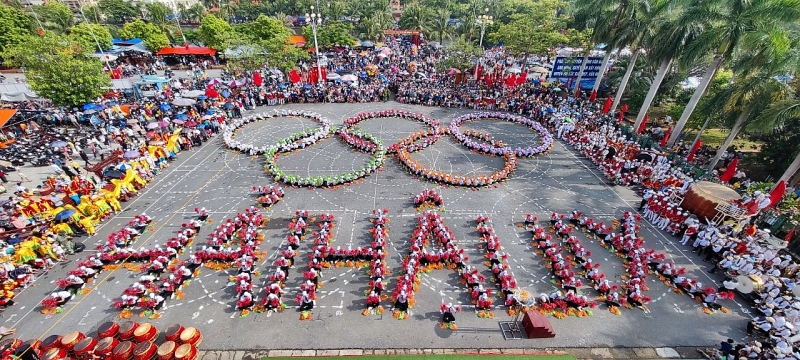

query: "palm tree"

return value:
[357, 17, 382, 40]
[705, 73, 792, 170]
[666, 0, 800, 146]
[632, 1, 702, 131]
[399, 1, 432, 33]
[754, 97, 800, 181]
[186, 3, 205, 23]
[570, 1, 615, 96]
[428, 9, 452, 43]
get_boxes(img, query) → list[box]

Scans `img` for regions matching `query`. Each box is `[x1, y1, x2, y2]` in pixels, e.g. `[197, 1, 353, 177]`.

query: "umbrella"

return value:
[50, 141, 67, 148]
[182, 90, 205, 98]
[184, 120, 198, 127]
[380, 47, 392, 54]
[224, 103, 234, 109]
[83, 109, 97, 114]
[531, 66, 548, 73]
[123, 150, 140, 159]
[159, 104, 171, 111]
[54, 209, 76, 221]
[341, 74, 358, 82]
[506, 67, 522, 74]
[82, 103, 97, 111]
[208, 78, 223, 85]
[158, 120, 169, 127]
[196, 124, 206, 129]
[175, 113, 189, 120]
[221, 90, 231, 98]
[326, 73, 341, 80]
[205, 110, 216, 115]
[172, 98, 196, 106]
[149, 140, 165, 146]
[303, 84, 312, 89]
[201, 115, 213, 120]
[118, 163, 131, 170]
[447, 68, 461, 75]
[172, 119, 186, 125]
[146, 131, 159, 138]
[197, 95, 207, 100]
[360, 40, 374, 48]
[126, 119, 139, 124]
[103, 169, 125, 179]
[146, 122, 161, 129]
[377, 53, 387, 58]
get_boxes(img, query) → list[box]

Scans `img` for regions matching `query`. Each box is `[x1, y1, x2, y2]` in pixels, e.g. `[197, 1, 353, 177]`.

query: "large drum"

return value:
[41, 335, 63, 352]
[173, 344, 197, 360]
[112, 341, 134, 360]
[61, 331, 85, 351]
[133, 341, 157, 360]
[118, 321, 139, 341]
[178, 328, 202, 347]
[736, 275, 766, 293]
[164, 324, 184, 342]
[97, 321, 120, 339]
[681, 181, 742, 222]
[22, 339, 41, 357]
[134, 323, 159, 343]
[0, 338, 23, 353]
[157, 341, 177, 360]
[42, 348, 68, 360]
[73, 337, 98, 359]
[94, 337, 119, 357]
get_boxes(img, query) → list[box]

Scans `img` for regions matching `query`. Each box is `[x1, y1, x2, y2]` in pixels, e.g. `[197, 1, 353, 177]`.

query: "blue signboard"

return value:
[549, 56, 604, 88]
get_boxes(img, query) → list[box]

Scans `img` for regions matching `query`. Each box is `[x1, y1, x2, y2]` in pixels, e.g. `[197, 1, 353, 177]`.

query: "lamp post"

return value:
[473, 9, 493, 80]
[306, 7, 324, 87]
[77, 0, 113, 72]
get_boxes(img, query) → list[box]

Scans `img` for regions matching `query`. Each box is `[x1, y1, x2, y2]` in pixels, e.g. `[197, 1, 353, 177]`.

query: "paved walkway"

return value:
[196, 347, 709, 359]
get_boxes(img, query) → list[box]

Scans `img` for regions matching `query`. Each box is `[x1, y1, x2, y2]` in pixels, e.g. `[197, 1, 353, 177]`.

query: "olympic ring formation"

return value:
[222, 109, 553, 188]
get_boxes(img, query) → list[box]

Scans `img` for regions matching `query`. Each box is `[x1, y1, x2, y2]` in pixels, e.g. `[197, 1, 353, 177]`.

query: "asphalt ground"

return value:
[4, 101, 748, 350]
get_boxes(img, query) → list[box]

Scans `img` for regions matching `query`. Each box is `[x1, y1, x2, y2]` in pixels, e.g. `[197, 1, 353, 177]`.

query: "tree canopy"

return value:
[98, 0, 140, 24]
[69, 22, 113, 52]
[0, 4, 32, 52]
[199, 14, 235, 50]
[2, 33, 110, 106]
[302, 21, 356, 48]
[119, 19, 170, 52]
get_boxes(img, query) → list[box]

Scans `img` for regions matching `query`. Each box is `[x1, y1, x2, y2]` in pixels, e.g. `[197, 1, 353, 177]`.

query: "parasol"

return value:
[341, 74, 357, 82]
[159, 104, 171, 111]
[54, 209, 77, 221]
[146, 122, 161, 129]
[172, 98, 196, 106]
[506, 67, 522, 74]
[184, 120, 198, 127]
[123, 150, 140, 159]
[50, 141, 67, 148]
[157, 120, 169, 127]
[531, 66, 548, 73]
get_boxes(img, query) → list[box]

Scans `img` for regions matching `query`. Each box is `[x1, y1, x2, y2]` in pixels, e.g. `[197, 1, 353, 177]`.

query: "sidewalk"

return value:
[196, 347, 709, 359]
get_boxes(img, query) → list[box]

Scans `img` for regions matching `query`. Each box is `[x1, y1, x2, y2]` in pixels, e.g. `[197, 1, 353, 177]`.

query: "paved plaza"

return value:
[5, 102, 748, 350]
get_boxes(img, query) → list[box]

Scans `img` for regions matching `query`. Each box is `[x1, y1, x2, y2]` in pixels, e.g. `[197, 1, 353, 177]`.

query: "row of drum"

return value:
[0, 322, 202, 360]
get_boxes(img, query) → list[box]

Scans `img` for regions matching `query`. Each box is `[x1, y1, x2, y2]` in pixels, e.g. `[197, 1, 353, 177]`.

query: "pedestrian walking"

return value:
[17, 171, 30, 182]
[79, 149, 91, 166]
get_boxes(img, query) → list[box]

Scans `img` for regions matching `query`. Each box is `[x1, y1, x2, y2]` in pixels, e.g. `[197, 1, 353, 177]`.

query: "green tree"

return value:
[198, 14, 233, 50]
[2, 33, 111, 106]
[489, 13, 567, 61]
[0, 4, 32, 52]
[437, 35, 482, 71]
[428, 9, 453, 43]
[186, 3, 206, 23]
[398, 1, 432, 32]
[302, 21, 356, 48]
[666, 0, 800, 146]
[119, 19, 170, 52]
[69, 22, 113, 52]
[35, 1, 74, 34]
[247, 15, 291, 43]
[224, 37, 268, 71]
[264, 38, 310, 73]
[82, 5, 103, 23]
[98, 0, 140, 24]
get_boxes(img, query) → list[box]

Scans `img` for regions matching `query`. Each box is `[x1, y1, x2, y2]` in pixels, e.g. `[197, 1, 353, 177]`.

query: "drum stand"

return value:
[499, 304, 526, 340]
[711, 203, 748, 225]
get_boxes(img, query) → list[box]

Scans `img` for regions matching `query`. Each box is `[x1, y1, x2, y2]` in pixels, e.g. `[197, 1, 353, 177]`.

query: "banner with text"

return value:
[549, 56, 604, 89]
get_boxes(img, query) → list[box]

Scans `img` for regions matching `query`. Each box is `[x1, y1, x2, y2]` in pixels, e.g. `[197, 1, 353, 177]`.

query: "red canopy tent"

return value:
[156, 46, 217, 56]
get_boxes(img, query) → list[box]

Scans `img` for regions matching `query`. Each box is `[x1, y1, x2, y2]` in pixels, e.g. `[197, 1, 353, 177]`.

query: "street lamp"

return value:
[77, 0, 113, 72]
[306, 7, 324, 88]
[473, 9, 493, 80]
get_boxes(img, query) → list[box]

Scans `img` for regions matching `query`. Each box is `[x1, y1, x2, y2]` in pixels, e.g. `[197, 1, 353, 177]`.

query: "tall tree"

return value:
[69, 22, 113, 52]
[428, 9, 453, 43]
[98, 0, 140, 24]
[35, 1, 74, 34]
[490, 13, 567, 62]
[2, 33, 111, 106]
[398, 1, 432, 32]
[302, 21, 356, 48]
[0, 4, 32, 51]
[666, 0, 800, 146]
[198, 14, 233, 50]
[119, 19, 170, 52]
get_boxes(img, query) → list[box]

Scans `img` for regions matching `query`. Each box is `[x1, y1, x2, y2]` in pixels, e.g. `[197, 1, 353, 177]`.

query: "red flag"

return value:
[719, 156, 739, 182]
[483, 74, 492, 87]
[637, 114, 648, 133]
[621, 103, 628, 114]
[767, 180, 787, 209]
[786, 228, 795, 243]
[602, 97, 612, 114]
[589, 89, 597, 102]
[659, 126, 672, 147]
[253, 71, 262, 86]
[516, 72, 527, 85]
[289, 69, 301, 83]
[686, 140, 702, 162]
